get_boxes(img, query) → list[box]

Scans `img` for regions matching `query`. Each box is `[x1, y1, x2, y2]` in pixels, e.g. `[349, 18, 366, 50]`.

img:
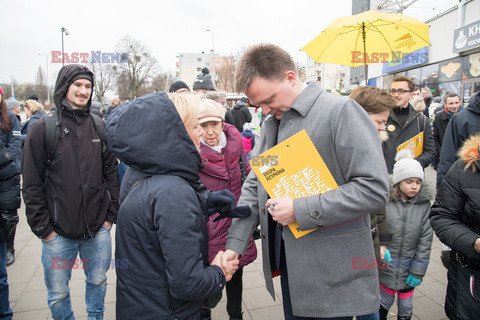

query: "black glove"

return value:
[208, 190, 236, 215]
[213, 205, 251, 222]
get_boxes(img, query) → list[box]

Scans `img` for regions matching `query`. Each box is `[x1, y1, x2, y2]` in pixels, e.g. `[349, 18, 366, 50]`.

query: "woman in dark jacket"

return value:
[106, 92, 240, 320]
[430, 132, 480, 320]
[0, 87, 21, 268]
[20, 99, 46, 141]
[197, 99, 257, 320]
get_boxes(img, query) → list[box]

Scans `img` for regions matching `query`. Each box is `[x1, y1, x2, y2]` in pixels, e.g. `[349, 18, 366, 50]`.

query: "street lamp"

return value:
[61, 27, 69, 67]
[37, 53, 50, 105]
[206, 29, 215, 83]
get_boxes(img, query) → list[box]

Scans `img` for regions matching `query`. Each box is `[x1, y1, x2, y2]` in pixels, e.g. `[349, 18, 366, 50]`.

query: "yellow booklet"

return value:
[249, 130, 338, 239]
[396, 132, 424, 158]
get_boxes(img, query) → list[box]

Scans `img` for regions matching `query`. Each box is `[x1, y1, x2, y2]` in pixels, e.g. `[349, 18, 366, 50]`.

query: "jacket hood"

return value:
[466, 92, 480, 115]
[389, 176, 434, 204]
[458, 133, 480, 172]
[105, 92, 203, 185]
[53, 64, 94, 108]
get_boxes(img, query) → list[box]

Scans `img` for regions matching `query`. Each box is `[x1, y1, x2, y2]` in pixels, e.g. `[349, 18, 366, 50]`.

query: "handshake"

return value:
[211, 250, 241, 281]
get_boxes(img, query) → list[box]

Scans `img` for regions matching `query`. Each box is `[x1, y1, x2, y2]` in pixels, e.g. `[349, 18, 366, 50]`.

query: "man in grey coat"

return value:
[223, 44, 389, 319]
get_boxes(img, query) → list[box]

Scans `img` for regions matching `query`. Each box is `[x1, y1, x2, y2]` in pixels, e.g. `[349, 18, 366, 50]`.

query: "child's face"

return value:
[399, 178, 422, 199]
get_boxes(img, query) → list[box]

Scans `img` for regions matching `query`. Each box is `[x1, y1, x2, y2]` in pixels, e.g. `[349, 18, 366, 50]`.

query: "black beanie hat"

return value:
[169, 81, 190, 93]
[27, 94, 39, 101]
[193, 68, 215, 91]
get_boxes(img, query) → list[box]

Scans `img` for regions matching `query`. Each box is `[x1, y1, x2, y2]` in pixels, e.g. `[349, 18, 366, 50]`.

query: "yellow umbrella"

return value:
[301, 10, 430, 82]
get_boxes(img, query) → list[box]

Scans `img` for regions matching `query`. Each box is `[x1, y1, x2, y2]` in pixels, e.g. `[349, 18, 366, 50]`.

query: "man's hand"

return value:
[43, 231, 57, 241]
[208, 190, 236, 215]
[266, 198, 296, 226]
[212, 251, 239, 281]
[103, 221, 113, 228]
[474, 238, 480, 254]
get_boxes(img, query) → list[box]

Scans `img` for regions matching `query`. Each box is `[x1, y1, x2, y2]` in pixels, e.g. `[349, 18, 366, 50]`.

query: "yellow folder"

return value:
[396, 131, 424, 158]
[249, 130, 338, 238]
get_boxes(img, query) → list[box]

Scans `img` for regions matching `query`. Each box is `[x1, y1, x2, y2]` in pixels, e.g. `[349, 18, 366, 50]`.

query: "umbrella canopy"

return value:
[301, 10, 430, 81]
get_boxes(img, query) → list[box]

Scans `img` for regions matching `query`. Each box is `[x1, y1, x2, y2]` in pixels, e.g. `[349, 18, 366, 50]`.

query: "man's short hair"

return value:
[392, 76, 415, 91]
[349, 86, 396, 114]
[234, 43, 297, 92]
[444, 93, 460, 104]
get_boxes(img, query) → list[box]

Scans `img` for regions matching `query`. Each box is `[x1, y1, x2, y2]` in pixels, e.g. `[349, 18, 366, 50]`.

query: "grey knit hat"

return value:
[193, 68, 215, 91]
[6, 97, 21, 110]
[393, 149, 424, 185]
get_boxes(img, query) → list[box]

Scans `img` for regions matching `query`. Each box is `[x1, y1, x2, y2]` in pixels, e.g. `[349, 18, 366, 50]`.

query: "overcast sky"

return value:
[0, 0, 456, 86]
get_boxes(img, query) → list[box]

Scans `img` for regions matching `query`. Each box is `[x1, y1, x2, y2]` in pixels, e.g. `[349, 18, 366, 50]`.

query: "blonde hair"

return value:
[24, 99, 44, 113]
[167, 93, 199, 132]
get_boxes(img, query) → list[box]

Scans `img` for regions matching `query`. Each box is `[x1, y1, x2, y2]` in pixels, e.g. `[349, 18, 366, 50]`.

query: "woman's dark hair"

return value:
[0, 99, 11, 132]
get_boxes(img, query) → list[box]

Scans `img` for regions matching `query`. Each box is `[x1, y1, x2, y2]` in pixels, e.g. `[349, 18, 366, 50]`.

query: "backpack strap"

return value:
[43, 110, 61, 190]
[91, 114, 107, 153]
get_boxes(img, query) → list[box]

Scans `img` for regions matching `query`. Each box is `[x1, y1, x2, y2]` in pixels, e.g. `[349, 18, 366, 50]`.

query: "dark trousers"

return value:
[279, 241, 353, 320]
[5, 226, 15, 252]
[0, 237, 13, 319]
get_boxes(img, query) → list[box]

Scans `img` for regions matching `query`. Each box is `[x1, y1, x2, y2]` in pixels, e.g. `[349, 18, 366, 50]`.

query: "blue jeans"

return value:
[356, 311, 379, 320]
[0, 239, 12, 320]
[41, 226, 112, 320]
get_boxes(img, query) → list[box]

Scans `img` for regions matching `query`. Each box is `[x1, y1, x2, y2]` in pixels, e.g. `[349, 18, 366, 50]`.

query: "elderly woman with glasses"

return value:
[197, 98, 257, 320]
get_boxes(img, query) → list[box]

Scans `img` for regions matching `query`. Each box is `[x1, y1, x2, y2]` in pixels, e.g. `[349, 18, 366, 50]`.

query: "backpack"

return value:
[43, 109, 106, 189]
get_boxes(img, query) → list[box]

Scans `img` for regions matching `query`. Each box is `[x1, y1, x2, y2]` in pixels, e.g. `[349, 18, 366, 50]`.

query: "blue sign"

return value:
[382, 47, 428, 74]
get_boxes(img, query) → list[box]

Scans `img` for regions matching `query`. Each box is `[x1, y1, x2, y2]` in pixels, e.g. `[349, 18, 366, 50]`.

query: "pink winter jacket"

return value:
[199, 123, 257, 268]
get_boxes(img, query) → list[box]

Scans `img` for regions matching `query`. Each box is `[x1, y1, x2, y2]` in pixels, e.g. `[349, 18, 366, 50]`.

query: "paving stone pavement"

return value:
[8, 167, 448, 319]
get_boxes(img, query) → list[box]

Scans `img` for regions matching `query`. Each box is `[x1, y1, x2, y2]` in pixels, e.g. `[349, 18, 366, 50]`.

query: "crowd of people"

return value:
[0, 42, 478, 320]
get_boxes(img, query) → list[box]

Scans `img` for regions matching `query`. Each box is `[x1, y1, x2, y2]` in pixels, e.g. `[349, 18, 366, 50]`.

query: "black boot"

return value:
[6, 249, 14, 267]
[398, 315, 412, 320]
[6, 226, 15, 267]
[379, 306, 389, 320]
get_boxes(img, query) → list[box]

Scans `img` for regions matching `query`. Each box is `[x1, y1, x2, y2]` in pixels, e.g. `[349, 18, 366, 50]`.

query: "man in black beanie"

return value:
[193, 67, 216, 93]
[27, 94, 39, 101]
[169, 80, 190, 93]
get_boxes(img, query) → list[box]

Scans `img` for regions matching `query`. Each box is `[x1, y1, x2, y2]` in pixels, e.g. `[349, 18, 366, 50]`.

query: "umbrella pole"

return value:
[362, 23, 368, 85]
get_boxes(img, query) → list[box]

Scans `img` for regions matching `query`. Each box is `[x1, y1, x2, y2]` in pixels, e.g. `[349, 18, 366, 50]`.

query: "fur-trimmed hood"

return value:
[458, 133, 480, 172]
[389, 175, 434, 204]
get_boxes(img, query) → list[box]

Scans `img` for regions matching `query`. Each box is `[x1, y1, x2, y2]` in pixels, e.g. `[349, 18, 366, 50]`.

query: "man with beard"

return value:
[22, 64, 119, 319]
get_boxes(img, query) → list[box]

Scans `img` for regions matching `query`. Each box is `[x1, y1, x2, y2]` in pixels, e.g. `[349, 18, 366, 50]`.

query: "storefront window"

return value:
[421, 64, 439, 96]
[439, 81, 461, 96]
[406, 68, 421, 86]
[439, 58, 463, 82]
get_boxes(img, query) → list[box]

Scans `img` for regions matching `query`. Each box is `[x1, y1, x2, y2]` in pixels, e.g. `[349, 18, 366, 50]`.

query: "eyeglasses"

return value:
[389, 89, 412, 95]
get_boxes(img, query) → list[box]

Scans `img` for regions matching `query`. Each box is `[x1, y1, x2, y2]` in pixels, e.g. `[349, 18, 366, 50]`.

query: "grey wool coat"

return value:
[226, 82, 390, 318]
[379, 179, 434, 291]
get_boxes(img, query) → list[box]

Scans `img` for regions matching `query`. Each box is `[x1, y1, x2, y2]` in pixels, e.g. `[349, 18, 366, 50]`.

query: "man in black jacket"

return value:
[436, 91, 480, 189]
[231, 97, 252, 133]
[432, 93, 461, 170]
[22, 64, 120, 320]
[383, 76, 435, 173]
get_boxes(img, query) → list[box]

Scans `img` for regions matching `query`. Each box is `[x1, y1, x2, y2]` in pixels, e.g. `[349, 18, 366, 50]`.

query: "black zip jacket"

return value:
[382, 104, 435, 173]
[22, 64, 119, 240]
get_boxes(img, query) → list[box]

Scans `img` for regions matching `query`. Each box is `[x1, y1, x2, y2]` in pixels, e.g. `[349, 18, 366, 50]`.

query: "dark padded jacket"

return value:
[382, 104, 435, 173]
[22, 64, 119, 239]
[432, 109, 450, 170]
[436, 93, 480, 189]
[107, 92, 225, 320]
[430, 133, 480, 319]
[231, 102, 252, 133]
[431, 133, 480, 260]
